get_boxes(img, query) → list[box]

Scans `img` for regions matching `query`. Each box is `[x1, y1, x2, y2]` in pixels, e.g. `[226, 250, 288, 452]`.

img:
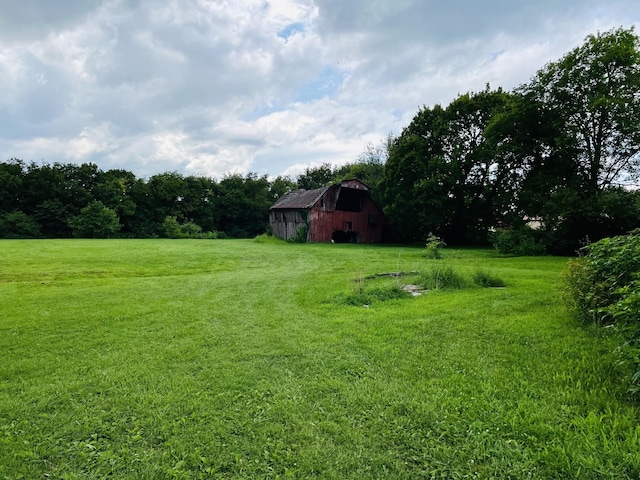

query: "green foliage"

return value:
[562, 230, 640, 395]
[0, 159, 287, 239]
[423, 233, 446, 259]
[523, 27, 640, 192]
[491, 226, 547, 256]
[420, 265, 467, 290]
[180, 220, 203, 236]
[163, 215, 221, 239]
[253, 233, 286, 244]
[562, 231, 640, 326]
[0, 210, 41, 238]
[382, 27, 640, 249]
[290, 224, 309, 243]
[296, 162, 335, 189]
[472, 269, 506, 288]
[383, 87, 516, 244]
[69, 200, 121, 238]
[162, 215, 182, 238]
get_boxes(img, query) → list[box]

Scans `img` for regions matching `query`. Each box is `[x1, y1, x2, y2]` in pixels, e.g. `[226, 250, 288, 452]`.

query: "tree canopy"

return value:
[383, 27, 640, 251]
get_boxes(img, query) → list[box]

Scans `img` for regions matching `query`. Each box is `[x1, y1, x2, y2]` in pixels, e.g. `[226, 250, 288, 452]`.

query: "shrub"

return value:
[163, 216, 219, 239]
[291, 225, 309, 243]
[420, 266, 466, 290]
[562, 230, 640, 326]
[180, 221, 202, 236]
[562, 229, 640, 395]
[491, 226, 546, 256]
[163, 216, 182, 238]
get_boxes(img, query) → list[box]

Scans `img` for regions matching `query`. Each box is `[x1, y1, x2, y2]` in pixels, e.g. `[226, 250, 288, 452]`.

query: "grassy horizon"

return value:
[1, 239, 638, 478]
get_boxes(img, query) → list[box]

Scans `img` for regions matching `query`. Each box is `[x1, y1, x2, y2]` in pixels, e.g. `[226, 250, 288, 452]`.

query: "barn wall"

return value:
[309, 194, 384, 243]
[269, 209, 309, 241]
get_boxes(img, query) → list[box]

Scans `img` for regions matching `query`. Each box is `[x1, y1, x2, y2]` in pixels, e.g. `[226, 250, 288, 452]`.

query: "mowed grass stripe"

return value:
[1, 239, 639, 479]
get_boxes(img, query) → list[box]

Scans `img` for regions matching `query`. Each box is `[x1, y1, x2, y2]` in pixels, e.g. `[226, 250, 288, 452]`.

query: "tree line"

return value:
[0, 144, 388, 240]
[1, 27, 639, 252]
[0, 161, 297, 239]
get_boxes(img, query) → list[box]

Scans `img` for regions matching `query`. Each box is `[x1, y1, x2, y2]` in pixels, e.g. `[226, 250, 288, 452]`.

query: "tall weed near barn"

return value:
[1, 240, 639, 478]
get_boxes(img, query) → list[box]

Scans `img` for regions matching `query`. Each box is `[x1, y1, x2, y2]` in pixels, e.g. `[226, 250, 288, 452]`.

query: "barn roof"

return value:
[270, 186, 330, 209]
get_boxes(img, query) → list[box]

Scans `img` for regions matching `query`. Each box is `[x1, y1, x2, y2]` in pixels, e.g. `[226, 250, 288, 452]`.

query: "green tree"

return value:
[507, 27, 640, 252]
[0, 210, 41, 238]
[523, 27, 640, 193]
[93, 169, 138, 225]
[383, 88, 514, 243]
[383, 105, 448, 241]
[0, 159, 25, 214]
[148, 172, 187, 225]
[162, 215, 182, 238]
[69, 201, 121, 238]
[217, 173, 272, 237]
[441, 87, 515, 243]
[180, 175, 220, 233]
[269, 175, 296, 201]
[127, 178, 157, 237]
[296, 163, 335, 189]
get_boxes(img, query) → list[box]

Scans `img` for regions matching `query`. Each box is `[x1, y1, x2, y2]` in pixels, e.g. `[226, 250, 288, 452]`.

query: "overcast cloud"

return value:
[1, 0, 638, 179]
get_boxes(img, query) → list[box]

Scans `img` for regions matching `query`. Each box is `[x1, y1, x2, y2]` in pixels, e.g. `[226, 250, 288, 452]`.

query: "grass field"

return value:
[1, 239, 639, 479]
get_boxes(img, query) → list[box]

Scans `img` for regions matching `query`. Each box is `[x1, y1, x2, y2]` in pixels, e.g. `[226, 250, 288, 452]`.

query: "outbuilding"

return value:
[269, 179, 387, 243]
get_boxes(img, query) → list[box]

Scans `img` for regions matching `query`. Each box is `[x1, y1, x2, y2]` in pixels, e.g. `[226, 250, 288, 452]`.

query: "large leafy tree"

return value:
[509, 27, 640, 252]
[383, 104, 448, 241]
[383, 88, 515, 243]
[442, 88, 516, 243]
[523, 27, 640, 193]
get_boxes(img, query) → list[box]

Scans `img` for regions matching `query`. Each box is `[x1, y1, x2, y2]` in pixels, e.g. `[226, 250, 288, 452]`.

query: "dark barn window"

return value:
[335, 188, 363, 212]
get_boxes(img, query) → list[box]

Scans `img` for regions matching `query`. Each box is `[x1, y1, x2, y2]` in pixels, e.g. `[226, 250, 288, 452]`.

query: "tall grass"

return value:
[1, 240, 638, 478]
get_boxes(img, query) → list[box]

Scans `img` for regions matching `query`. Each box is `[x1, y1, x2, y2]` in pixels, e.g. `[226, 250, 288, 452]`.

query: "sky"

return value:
[1, 0, 638, 180]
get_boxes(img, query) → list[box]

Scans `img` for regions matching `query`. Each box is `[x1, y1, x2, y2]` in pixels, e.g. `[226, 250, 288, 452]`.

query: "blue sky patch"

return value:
[296, 66, 344, 102]
[277, 22, 304, 42]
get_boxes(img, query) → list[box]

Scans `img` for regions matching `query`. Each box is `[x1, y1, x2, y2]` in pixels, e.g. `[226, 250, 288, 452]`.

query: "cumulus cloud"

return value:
[0, 0, 638, 179]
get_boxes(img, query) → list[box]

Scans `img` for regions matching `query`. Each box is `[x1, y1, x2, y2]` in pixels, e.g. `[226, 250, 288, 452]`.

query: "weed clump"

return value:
[254, 233, 286, 244]
[424, 233, 446, 259]
[420, 266, 466, 290]
[472, 269, 506, 288]
[336, 285, 409, 306]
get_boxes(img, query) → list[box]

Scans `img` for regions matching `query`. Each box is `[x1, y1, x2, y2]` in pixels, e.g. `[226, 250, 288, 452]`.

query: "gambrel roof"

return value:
[270, 179, 372, 210]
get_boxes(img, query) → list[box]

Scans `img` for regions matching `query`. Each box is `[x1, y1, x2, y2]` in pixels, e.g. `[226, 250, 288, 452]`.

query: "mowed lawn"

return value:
[1, 239, 638, 479]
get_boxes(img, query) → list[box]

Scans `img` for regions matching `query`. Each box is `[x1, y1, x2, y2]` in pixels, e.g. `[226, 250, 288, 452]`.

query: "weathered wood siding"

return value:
[268, 209, 309, 241]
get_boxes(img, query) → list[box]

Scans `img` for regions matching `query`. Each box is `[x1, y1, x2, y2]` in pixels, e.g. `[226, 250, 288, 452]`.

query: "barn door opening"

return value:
[332, 230, 359, 243]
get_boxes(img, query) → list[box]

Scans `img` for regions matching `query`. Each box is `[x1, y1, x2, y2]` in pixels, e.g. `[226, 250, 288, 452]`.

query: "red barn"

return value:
[269, 179, 386, 243]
